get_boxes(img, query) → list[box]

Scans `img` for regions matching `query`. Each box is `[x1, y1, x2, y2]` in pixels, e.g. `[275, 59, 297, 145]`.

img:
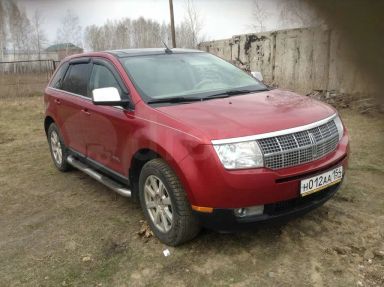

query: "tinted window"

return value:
[90, 64, 122, 95]
[49, 62, 68, 89]
[61, 63, 92, 97]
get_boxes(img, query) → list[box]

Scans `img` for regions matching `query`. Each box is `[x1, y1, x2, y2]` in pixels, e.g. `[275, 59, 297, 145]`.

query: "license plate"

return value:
[300, 166, 343, 196]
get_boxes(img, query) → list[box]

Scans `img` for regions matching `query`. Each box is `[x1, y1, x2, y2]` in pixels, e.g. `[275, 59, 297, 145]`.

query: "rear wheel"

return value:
[139, 159, 200, 246]
[47, 123, 71, 172]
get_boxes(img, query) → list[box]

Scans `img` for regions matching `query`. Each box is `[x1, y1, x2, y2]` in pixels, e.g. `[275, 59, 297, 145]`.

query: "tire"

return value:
[139, 159, 200, 246]
[47, 123, 71, 172]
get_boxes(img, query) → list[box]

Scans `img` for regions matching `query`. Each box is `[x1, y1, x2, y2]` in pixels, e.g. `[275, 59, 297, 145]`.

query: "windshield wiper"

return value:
[147, 88, 270, 104]
[147, 96, 201, 104]
[203, 88, 268, 100]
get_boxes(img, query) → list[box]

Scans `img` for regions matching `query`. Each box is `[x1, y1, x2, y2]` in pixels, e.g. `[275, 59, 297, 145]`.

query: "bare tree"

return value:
[31, 9, 47, 60]
[85, 17, 157, 50]
[183, 0, 203, 48]
[83, 13, 203, 51]
[131, 17, 162, 48]
[102, 20, 115, 50]
[56, 9, 82, 55]
[176, 21, 196, 48]
[84, 25, 100, 51]
[0, 0, 48, 61]
[114, 18, 131, 49]
[252, 0, 269, 32]
[0, 0, 5, 59]
[160, 22, 169, 45]
[8, 2, 33, 58]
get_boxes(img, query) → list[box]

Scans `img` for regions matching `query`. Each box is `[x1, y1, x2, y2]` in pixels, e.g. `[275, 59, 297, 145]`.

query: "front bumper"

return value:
[178, 132, 349, 209]
[194, 182, 341, 231]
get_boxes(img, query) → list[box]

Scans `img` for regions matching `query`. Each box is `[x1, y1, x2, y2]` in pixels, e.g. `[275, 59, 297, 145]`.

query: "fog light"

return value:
[234, 205, 264, 218]
[234, 208, 247, 217]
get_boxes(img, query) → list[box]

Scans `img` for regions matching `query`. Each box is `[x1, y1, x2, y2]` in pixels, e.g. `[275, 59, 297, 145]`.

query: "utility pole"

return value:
[169, 0, 176, 48]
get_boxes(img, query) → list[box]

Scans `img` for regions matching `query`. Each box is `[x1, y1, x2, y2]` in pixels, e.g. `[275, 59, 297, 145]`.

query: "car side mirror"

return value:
[251, 71, 263, 82]
[92, 87, 130, 107]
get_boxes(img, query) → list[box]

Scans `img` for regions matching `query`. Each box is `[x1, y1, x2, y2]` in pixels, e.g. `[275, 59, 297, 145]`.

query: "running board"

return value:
[67, 155, 131, 197]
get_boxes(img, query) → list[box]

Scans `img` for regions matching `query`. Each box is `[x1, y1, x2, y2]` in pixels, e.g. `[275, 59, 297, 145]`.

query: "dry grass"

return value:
[0, 74, 50, 99]
[0, 96, 383, 287]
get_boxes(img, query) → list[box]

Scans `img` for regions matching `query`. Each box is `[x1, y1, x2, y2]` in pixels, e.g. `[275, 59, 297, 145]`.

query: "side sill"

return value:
[67, 148, 130, 186]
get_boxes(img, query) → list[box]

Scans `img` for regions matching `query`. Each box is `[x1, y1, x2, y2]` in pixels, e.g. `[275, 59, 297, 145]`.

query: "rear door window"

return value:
[61, 63, 92, 97]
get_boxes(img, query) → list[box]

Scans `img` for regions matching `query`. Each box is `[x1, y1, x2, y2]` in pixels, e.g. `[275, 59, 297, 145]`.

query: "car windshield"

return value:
[120, 52, 267, 103]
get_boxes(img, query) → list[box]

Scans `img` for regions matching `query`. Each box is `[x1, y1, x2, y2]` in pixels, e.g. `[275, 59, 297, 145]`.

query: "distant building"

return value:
[45, 43, 83, 60]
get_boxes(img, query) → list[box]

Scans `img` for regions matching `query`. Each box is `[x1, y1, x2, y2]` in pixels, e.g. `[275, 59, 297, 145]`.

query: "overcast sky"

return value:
[18, 0, 286, 45]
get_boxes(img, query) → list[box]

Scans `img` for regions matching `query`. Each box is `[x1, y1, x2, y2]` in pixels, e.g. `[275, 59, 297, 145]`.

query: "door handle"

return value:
[81, 108, 91, 116]
[54, 98, 61, 105]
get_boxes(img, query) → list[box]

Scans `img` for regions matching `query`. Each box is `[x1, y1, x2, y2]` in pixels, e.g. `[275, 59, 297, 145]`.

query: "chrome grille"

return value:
[258, 120, 339, 169]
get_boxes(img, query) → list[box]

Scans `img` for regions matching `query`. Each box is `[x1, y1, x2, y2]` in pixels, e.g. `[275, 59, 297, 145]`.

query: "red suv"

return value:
[44, 49, 349, 246]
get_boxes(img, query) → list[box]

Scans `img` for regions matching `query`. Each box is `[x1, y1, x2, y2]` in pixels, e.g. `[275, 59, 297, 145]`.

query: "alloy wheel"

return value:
[144, 175, 173, 233]
[50, 130, 63, 165]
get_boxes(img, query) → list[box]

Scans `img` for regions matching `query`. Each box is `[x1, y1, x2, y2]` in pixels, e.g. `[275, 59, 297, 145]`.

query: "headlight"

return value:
[334, 115, 344, 141]
[213, 141, 264, 169]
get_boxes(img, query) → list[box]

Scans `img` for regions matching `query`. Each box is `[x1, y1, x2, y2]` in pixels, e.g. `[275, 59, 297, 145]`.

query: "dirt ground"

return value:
[0, 96, 383, 287]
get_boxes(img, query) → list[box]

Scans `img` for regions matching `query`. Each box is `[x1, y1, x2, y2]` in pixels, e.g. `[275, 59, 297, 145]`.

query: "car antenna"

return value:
[162, 40, 173, 54]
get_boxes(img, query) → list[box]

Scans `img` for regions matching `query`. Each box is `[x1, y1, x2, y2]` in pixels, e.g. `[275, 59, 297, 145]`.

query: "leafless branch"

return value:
[252, 0, 269, 32]
[56, 9, 82, 54]
[31, 9, 47, 60]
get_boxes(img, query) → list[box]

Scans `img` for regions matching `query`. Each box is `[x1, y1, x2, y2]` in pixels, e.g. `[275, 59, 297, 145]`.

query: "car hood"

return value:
[155, 89, 336, 142]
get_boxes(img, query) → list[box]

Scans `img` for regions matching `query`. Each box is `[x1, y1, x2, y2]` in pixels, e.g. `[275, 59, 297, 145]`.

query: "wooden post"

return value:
[169, 0, 176, 48]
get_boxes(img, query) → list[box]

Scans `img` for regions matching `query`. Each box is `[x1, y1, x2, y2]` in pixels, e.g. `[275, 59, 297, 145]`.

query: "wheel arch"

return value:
[44, 116, 55, 136]
[128, 146, 192, 203]
[129, 148, 160, 201]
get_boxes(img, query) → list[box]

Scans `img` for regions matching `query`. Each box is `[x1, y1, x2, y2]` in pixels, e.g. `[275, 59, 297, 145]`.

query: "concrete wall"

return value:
[199, 27, 375, 97]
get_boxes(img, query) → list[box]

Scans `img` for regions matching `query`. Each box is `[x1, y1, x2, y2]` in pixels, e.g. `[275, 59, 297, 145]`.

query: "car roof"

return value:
[106, 48, 204, 58]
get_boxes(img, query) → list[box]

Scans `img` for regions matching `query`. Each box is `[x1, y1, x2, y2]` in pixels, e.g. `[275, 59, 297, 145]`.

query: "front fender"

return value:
[124, 115, 203, 202]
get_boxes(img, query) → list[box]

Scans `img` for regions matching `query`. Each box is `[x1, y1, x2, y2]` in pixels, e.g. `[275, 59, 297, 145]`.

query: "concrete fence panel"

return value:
[199, 27, 374, 97]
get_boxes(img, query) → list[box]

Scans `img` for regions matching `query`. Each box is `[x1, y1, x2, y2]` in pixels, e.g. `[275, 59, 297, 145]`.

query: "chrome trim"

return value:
[48, 87, 92, 101]
[47, 87, 125, 110]
[292, 133, 301, 162]
[211, 114, 337, 145]
[308, 132, 317, 159]
[67, 155, 131, 197]
[68, 147, 129, 184]
[263, 135, 336, 157]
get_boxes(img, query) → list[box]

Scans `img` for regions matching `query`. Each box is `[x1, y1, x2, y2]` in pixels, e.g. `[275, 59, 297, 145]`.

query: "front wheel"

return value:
[139, 159, 200, 246]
